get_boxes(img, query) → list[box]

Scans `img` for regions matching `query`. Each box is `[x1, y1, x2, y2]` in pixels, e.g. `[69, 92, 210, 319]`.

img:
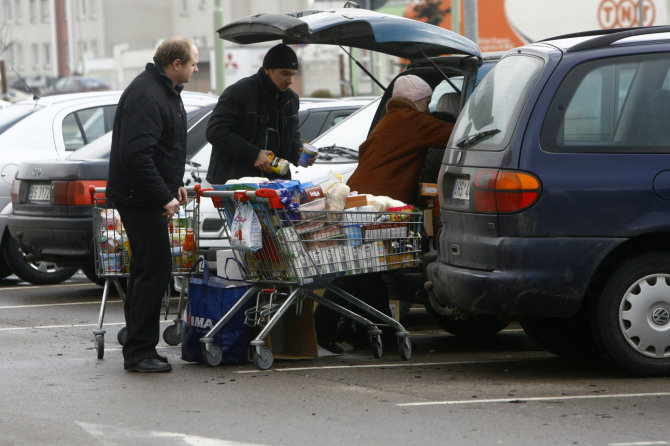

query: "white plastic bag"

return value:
[230, 202, 262, 251]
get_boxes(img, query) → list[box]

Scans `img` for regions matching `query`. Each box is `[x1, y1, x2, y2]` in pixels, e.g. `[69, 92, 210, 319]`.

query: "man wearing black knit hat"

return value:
[206, 43, 313, 185]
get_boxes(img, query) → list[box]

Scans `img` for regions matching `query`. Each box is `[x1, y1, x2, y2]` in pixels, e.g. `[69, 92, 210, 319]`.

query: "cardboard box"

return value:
[264, 299, 318, 359]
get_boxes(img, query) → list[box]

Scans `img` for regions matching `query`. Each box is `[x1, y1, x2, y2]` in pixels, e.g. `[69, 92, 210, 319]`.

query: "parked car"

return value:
[7, 96, 373, 284]
[426, 26, 670, 376]
[42, 76, 111, 96]
[0, 90, 215, 284]
[297, 97, 375, 142]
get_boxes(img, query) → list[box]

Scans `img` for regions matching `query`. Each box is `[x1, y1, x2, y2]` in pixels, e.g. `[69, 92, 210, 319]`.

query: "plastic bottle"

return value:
[267, 153, 289, 175]
[181, 228, 195, 269]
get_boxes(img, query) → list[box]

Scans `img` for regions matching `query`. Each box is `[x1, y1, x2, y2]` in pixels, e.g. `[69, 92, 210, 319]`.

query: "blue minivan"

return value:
[427, 27, 670, 376]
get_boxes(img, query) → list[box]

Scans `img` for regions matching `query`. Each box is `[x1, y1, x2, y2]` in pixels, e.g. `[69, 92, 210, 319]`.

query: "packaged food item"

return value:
[267, 153, 289, 175]
[298, 143, 318, 167]
[300, 184, 325, 204]
[181, 228, 196, 268]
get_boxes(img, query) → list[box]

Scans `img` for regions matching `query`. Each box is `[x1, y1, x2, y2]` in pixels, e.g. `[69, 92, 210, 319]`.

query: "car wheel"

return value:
[521, 316, 601, 360]
[1, 232, 78, 285]
[82, 261, 106, 287]
[591, 252, 670, 377]
[425, 304, 509, 337]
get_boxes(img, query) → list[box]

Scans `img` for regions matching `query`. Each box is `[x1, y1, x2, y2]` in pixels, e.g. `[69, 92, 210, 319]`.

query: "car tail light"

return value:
[10, 178, 21, 204]
[52, 180, 107, 205]
[473, 169, 540, 213]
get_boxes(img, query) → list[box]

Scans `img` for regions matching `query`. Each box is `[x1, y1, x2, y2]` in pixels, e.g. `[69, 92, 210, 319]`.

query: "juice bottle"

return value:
[181, 228, 195, 269]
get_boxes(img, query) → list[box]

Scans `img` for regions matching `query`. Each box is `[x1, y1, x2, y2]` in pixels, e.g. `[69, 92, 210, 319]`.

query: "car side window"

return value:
[62, 105, 116, 150]
[541, 53, 670, 153]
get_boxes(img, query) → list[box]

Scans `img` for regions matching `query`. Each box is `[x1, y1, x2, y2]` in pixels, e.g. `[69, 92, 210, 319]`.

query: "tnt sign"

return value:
[598, 0, 656, 28]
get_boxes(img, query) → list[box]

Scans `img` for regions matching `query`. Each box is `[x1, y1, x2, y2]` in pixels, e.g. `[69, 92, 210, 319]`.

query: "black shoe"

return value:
[156, 353, 168, 363]
[126, 358, 172, 373]
[318, 340, 344, 354]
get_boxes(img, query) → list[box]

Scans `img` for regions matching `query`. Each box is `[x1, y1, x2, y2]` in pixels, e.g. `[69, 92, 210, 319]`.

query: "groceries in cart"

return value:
[209, 176, 423, 284]
[93, 206, 200, 275]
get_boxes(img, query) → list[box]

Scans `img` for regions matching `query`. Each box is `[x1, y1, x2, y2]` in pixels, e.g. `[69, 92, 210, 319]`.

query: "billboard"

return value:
[402, 0, 668, 53]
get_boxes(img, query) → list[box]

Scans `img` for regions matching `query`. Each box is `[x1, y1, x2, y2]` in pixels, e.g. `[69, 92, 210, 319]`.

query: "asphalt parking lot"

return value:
[0, 273, 669, 446]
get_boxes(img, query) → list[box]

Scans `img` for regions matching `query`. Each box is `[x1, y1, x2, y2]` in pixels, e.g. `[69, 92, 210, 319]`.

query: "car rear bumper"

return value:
[8, 215, 92, 260]
[426, 236, 624, 318]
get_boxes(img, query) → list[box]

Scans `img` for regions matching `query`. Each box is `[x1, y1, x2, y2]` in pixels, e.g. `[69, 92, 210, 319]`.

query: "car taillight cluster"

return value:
[473, 170, 540, 213]
[52, 180, 107, 205]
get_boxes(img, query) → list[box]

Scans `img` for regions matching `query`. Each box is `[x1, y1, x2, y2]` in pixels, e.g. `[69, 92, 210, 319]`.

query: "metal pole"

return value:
[452, 0, 461, 35]
[464, 0, 478, 43]
[213, 0, 225, 94]
[638, 0, 644, 26]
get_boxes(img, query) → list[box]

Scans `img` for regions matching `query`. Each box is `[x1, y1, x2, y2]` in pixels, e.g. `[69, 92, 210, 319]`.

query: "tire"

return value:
[425, 304, 509, 337]
[591, 252, 670, 377]
[1, 232, 77, 285]
[520, 316, 601, 360]
[82, 261, 106, 287]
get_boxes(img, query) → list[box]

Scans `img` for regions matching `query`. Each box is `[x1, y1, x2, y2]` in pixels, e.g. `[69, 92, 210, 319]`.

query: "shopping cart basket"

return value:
[198, 187, 422, 370]
[89, 185, 201, 359]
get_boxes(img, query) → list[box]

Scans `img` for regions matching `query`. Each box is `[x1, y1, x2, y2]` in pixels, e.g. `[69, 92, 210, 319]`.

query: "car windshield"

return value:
[449, 55, 543, 151]
[0, 103, 39, 135]
[310, 97, 380, 162]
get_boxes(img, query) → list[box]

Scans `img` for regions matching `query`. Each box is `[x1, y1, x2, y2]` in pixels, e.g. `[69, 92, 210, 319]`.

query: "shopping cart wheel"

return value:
[253, 346, 274, 370]
[96, 334, 104, 359]
[117, 326, 128, 346]
[370, 335, 383, 359]
[398, 336, 412, 361]
[202, 344, 223, 367]
[162, 323, 182, 346]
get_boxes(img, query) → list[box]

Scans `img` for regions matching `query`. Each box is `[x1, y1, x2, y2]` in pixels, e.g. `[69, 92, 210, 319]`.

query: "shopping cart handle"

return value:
[254, 188, 283, 209]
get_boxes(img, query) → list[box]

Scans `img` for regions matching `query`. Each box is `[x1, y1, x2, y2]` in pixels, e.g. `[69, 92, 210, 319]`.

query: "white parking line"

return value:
[0, 282, 94, 291]
[396, 392, 670, 407]
[609, 442, 670, 445]
[0, 320, 174, 331]
[0, 300, 122, 310]
[234, 356, 554, 373]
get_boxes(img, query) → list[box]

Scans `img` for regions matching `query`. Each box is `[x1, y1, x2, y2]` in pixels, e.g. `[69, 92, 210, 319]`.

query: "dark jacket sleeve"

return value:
[206, 83, 261, 166]
[117, 92, 174, 207]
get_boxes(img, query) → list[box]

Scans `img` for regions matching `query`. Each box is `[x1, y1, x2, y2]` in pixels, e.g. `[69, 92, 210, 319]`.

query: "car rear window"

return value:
[541, 52, 670, 153]
[449, 54, 543, 151]
[0, 104, 38, 135]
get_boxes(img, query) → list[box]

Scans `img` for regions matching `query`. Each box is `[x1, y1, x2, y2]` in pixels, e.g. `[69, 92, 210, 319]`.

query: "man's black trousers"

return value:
[116, 205, 172, 368]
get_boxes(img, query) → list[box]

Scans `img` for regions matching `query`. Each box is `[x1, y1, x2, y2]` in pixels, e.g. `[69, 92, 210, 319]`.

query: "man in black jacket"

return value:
[107, 37, 199, 373]
[206, 44, 309, 184]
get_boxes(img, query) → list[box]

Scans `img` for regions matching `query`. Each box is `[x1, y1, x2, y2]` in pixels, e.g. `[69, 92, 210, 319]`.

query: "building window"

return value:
[89, 39, 97, 58]
[15, 42, 23, 68]
[43, 42, 50, 68]
[180, 0, 190, 16]
[4, 0, 12, 23]
[89, 0, 96, 18]
[29, 0, 36, 23]
[31, 43, 39, 69]
[14, 0, 21, 24]
[198, 0, 206, 11]
[40, 0, 48, 22]
[6, 45, 14, 67]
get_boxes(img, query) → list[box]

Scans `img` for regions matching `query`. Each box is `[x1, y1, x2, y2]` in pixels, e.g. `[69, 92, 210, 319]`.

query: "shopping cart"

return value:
[89, 185, 201, 359]
[198, 187, 422, 370]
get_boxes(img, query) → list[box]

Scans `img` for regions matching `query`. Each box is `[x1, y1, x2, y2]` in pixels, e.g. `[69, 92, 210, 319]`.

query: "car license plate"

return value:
[28, 184, 51, 201]
[452, 178, 470, 200]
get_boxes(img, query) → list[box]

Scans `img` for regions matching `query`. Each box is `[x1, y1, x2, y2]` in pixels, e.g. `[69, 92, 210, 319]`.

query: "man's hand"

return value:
[177, 186, 188, 205]
[163, 197, 180, 219]
[254, 149, 274, 173]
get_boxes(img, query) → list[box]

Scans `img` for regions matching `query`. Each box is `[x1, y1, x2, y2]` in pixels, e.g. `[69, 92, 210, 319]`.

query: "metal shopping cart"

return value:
[198, 187, 422, 370]
[89, 185, 200, 359]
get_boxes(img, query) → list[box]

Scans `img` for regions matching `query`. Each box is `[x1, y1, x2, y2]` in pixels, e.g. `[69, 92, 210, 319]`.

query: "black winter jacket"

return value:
[106, 62, 187, 208]
[205, 68, 301, 185]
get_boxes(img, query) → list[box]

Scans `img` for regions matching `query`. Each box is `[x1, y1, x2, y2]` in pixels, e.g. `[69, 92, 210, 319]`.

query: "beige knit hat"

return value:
[392, 75, 432, 102]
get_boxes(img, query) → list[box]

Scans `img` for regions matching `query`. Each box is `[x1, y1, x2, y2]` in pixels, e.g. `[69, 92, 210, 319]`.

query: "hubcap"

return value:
[619, 274, 670, 358]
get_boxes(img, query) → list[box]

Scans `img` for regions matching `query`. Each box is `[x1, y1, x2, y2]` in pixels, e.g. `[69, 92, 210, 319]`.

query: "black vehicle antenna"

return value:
[337, 43, 387, 93]
[415, 45, 461, 94]
[11, 66, 40, 100]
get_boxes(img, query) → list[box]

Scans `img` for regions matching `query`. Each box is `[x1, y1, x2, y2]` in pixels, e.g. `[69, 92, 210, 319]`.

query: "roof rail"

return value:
[566, 25, 670, 53]
[539, 27, 642, 43]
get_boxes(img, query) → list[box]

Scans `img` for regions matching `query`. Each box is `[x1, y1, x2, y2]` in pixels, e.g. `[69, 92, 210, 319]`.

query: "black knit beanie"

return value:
[262, 44, 298, 70]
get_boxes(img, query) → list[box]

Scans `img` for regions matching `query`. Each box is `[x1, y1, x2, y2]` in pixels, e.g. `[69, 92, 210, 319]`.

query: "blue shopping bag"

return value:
[181, 259, 252, 364]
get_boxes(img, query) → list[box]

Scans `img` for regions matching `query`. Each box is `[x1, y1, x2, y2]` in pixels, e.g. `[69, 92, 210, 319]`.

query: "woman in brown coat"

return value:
[315, 75, 455, 354]
[347, 75, 455, 203]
